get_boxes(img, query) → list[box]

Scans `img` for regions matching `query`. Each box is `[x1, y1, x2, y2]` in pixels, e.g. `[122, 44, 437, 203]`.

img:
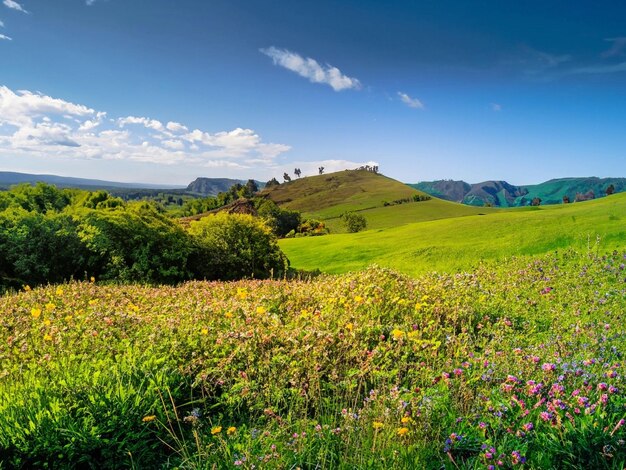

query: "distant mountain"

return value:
[409, 177, 626, 207]
[0, 171, 184, 190]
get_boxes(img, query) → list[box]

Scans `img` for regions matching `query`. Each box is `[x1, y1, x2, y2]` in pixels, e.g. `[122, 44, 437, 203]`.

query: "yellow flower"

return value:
[225, 311, 233, 318]
[397, 427, 409, 436]
[401, 416, 410, 424]
[201, 328, 209, 335]
[256, 306, 267, 315]
[23, 285, 31, 292]
[392, 329, 405, 340]
[43, 334, 52, 341]
[64, 315, 73, 322]
[237, 288, 247, 300]
[56, 287, 64, 296]
[346, 322, 354, 332]
[372, 421, 384, 430]
[414, 302, 423, 311]
[211, 426, 222, 435]
[43, 319, 51, 326]
[31, 308, 41, 319]
[90, 276, 96, 283]
[88, 299, 98, 306]
[227, 426, 237, 435]
[45, 302, 56, 311]
[142, 415, 156, 422]
[354, 295, 363, 303]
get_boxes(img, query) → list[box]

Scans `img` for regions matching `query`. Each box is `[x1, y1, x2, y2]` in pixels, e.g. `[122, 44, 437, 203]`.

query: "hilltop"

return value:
[260, 170, 505, 232]
[411, 176, 626, 207]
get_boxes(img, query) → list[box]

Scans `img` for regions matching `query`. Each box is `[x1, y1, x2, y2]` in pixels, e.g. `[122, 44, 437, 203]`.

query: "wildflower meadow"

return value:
[1, 250, 626, 468]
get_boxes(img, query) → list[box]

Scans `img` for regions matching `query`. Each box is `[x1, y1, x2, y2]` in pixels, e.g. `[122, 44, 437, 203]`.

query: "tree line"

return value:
[0, 183, 288, 293]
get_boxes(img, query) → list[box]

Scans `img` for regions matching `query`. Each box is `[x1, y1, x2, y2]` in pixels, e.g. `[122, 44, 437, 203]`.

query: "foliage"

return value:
[255, 199, 301, 237]
[187, 212, 288, 280]
[341, 211, 367, 233]
[2, 251, 626, 467]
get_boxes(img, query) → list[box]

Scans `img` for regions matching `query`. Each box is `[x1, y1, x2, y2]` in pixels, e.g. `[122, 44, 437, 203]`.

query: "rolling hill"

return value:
[411, 177, 626, 207]
[279, 191, 626, 275]
[260, 170, 508, 233]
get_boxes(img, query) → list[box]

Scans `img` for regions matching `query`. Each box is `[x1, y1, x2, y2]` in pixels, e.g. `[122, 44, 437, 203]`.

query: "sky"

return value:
[1, 0, 626, 186]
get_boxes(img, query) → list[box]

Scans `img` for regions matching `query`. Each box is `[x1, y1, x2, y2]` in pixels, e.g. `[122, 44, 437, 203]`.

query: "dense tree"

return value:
[318, 166, 325, 175]
[294, 168, 301, 178]
[255, 199, 301, 237]
[562, 195, 570, 204]
[606, 184, 615, 196]
[530, 197, 542, 206]
[265, 177, 280, 188]
[283, 173, 292, 183]
[187, 212, 288, 280]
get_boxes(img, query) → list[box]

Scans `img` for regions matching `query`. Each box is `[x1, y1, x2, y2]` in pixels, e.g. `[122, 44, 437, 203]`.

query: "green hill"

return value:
[261, 170, 506, 232]
[411, 177, 626, 207]
[280, 192, 626, 275]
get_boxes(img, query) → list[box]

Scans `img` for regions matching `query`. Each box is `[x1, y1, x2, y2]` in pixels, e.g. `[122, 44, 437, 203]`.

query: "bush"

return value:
[187, 212, 288, 280]
[340, 211, 367, 233]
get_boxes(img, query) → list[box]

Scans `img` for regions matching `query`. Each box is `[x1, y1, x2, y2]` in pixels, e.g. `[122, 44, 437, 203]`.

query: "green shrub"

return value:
[187, 212, 288, 280]
[341, 211, 367, 232]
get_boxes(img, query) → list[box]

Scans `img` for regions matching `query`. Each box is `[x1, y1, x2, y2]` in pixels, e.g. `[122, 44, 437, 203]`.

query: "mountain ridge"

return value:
[410, 177, 626, 207]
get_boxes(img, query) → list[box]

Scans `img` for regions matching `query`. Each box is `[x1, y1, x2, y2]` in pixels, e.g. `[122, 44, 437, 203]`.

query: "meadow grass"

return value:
[280, 193, 626, 275]
[1, 250, 626, 467]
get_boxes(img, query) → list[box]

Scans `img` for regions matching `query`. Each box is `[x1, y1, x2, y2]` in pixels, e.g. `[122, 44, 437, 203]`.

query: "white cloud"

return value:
[0, 33, 10, 41]
[491, 103, 502, 112]
[602, 37, 626, 58]
[0, 85, 292, 169]
[3, 0, 28, 13]
[397, 92, 424, 109]
[568, 62, 626, 75]
[260, 46, 361, 92]
[0, 19, 4, 27]
[166, 121, 188, 133]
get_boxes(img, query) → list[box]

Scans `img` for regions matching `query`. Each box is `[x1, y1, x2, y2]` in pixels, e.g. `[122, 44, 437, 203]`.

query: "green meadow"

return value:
[280, 191, 626, 275]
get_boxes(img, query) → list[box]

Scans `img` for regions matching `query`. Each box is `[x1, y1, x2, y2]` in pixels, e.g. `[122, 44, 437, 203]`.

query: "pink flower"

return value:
[542, 363, 556, 371]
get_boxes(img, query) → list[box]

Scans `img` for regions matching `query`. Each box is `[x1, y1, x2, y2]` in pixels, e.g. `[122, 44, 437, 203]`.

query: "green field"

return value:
[263, 170, 507, 233]
[280, 192, 626, 275]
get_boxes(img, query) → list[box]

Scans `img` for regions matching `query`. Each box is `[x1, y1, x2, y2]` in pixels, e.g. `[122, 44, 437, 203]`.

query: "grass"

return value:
[262, 169, 509, 233]
[280, 192, 626, 275]
[2, 251, 626, 467]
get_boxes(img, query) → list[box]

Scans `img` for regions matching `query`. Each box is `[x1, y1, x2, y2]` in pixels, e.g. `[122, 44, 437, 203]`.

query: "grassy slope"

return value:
[280, 192, 626, 275]
[262, 170, 506, 232]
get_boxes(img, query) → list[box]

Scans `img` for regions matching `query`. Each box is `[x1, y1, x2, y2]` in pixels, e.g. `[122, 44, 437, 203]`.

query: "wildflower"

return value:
[201, 328, 209, 335]
[354, 295, 363, 303]
[24, 285, 31, 291]
[372, 421, 384, 430]
[43, 334, 52, 341]
[346, 322, 354, 332]
[56, 287, 64, 296]
[522, 423, 533, 432]
[90, 276, 96, 283]
[45, 302, 56, 311]
[256, 306, 267, 315]
[401, 416, 410, 424]
[237, 288, 247, 300]
[31, 308, 41, 319]
[397, 427, 409, 436]
[225, 311, 233, 318]
[392, 329, 404, 340]
[211, 426, 222, 435]
[142, 415, 156, 422]
[227, 426, 237, 435]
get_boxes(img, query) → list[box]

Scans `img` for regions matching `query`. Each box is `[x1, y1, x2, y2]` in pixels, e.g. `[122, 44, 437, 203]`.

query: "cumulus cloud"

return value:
[260, 46, 361, 91]
[0, 85, 291, 168]
[3, 0, 28, 13]
[0, 33, 10, 41]
[397, 92, 424, 109]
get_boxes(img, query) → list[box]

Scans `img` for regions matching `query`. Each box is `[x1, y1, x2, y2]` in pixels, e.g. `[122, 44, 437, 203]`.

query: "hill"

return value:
[411, 177, 626, 207]
[260, 170, 506, 232]
[279, 191, 626, 275]
[0, 171, 183, 191]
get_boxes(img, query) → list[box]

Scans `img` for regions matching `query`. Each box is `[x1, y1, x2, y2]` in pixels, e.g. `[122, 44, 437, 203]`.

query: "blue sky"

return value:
[1, 0, 626, 185]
